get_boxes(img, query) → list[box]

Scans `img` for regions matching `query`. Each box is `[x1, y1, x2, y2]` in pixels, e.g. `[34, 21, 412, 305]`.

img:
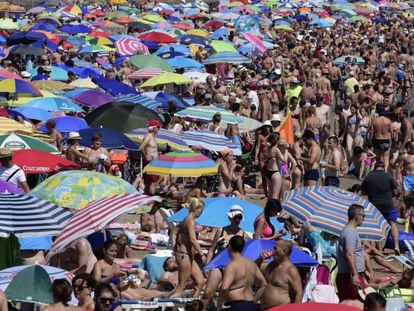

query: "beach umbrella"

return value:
[204, 239, 318, 270]
[60, 24, 90, 34]
[107, 11, 128, 19]
[309, 18, 334, 27]
[210, 40, 238, 53]
[12, 45, 45, 56]
[142, 14, 166, 23]
[348, 15, 369, 23]
[168, 197, 283, 233]
[0, 193, 71, 237]
[28, 66, 68, 81]
[78, 45, 109, 54]
[140, 72, 193, 88]
[0, 118, 33, 135]
[143, 151, 218, 177]
[31, 171, 138, 209]
[78, 128, 138, 151]
[0, 18, 18, 30]
[92, 77, 139, 97]
[165, 57, 204, 70]
[47, 194, 161, 257]
[30, 80, 75, 91]
[128, 68, 166, 80]
[112, 93, 161, 110]
[69, 78, 98, 89]
[139, 32, 176, 44]
[11, 107, 54, 122]
[0, 79, 42, 97]
[155, 44, 192, 56]
[88, 38, 114, 47]
[203, 51, 251, 65]
[115, 37, 149, 56]
[27, 6, 46, 14]
[85, 102, 162, 133]
[71, 90, 113, 108]
[0, 70, 22, 80]
[333, 55, 365, 66]
[176, 106, 243, 125]
[181, 130, 242, 155]
[0, 133, 58, 153]
[23, 97, 84, 113]
[179, 34, 210, 46]
[4, 265, 52, 304]
[0, 180, 24, 194]
[130, 54, 174, 72]
[157, 51, 186, 59]
[282, 186, 390, 240]
[12, 149, 79, 174]
[38, 116, 88, 135]
[127, 128, 189, 151]
[242, 32, 267, 53]
[267, 303, 360, 311]
[153, 91, 188, 109]
[239, 116, 263, 131]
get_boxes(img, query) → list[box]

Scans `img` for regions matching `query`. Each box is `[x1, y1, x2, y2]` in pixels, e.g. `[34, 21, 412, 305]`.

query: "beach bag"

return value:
[380, 287, 406, 311]
[303, 264, 339, 303]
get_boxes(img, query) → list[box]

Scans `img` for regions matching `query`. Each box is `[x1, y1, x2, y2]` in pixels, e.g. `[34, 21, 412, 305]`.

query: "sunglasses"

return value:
[98, 297, 116, 304]
[233, 215, 243, 220]
[74, 285, 88, 292]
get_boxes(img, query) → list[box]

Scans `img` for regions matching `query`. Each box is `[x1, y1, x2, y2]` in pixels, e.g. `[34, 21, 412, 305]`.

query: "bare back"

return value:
[373, 116, 392, 139]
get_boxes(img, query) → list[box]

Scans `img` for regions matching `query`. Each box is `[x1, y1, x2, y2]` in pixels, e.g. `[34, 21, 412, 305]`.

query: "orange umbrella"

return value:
[116, 17, 135, 24]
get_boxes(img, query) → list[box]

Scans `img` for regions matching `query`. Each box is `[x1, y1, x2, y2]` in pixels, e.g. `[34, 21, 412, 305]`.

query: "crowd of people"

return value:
[1, 0, 414, 310]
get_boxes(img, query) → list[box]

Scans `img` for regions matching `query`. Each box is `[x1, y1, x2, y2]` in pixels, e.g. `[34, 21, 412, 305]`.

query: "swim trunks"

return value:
[372, 138, 391, 151]
[304, 169, 320, 181]
[403, 175, 414, 191]
[223, 300, 259, 311]
[324, 176, 340, 187]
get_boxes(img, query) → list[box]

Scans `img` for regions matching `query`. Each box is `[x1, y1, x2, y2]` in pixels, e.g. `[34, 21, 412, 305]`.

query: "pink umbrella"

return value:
[115, 37, 149, 56]
[128, 68, 166, 80]
[242, 32, 266, 54]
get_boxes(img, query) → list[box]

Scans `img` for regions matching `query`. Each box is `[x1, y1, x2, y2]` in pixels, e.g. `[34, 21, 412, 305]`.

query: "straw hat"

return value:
[0, 148, 12, 158]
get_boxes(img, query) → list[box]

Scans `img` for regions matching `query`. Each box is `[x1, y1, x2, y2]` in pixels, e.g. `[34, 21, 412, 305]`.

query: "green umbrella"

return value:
[0, 133, 59, 153]
[5, 265, 53, 305]
[107, 11, 128, 19]
[140, 72, 192, 88]
[264, 1, 281, 7]
[228, 1, 244, 7]
[211, 40, 238, 53]
[246, 4, 262, 12]
[349, 15, 369, 23]
[130, 55, 173, 72]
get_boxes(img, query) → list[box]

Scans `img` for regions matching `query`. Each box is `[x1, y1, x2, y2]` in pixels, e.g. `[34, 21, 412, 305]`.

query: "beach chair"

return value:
[121, 298, 197, 311]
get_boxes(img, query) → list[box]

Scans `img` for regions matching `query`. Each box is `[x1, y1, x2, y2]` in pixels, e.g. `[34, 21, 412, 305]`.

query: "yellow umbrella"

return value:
[140, 72, 192, 88]
[69, 78, 98, 89]
[187, 29, 208, 38]
[1, 90, 58, 107]
[88, 37, 114, 46]
[110, 0, 127, 4]
[142, 14, 166, 23]
[211, 40, 238, 53]
[0, 117, 33, 135]
[31, 80, 75, 91]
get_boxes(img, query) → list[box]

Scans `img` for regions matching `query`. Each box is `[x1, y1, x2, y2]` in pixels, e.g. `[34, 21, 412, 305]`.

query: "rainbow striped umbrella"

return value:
[127, 128, 189, 151]
[282, 186, 390, 241]
[143, 151, 218, 177]
[0, 79, 42, 97]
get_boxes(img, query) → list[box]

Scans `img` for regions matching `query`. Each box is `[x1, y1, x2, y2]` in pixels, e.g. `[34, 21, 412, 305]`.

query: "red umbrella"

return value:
[139, 32, 176, 43]
[0, 108, 9, 117]
[13, 149, 79, 174]
[0, 70, 22, 80]
[205, 20, 224, 29]
[267, 303, 360, 311]
[173, 22, 192, 31]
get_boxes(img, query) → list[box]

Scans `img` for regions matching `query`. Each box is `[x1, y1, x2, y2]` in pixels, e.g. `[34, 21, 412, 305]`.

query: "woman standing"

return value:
[266, 133, 283, 200]
[254, 199, 286, 240]
[344, 105, 360, 159]
[254, 123, 272, 197]
[171, 198, 205, 298]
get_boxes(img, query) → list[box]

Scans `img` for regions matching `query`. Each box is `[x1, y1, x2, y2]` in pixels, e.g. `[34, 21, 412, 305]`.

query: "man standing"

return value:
[361, 161, 400, 254]
[336, 204, 368, 301]
[140, 119, 160, 195]
[371, 107, 392, 172]
[0, 148, 30, 193]
[256, 240, 303, 309]
[297, 130, 322, 186]
[219, 236, 267, 311]
[323, 136, 343, 187]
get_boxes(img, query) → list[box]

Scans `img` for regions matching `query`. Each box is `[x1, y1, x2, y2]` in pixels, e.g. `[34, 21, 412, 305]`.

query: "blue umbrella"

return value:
[32, 39, 58, 52]
[309, 19, 334, 27]
[57, 65, 101, 79]
[63, 88, 90, 98]
[24, 97, 84, 113]
[28, 66, 68, 81]
[78, 128, 139, 151]
[31, 22, 57, 32]
[274, 19, 291, 26]
[60, 24, 90, 34]
[165, 57, 204, 70]
[140, 40, 159, 50]
[204, 52, 251, 65]
[12, 107, 54, 121]
[179, 34, 210, 47]
[39, 116, 88, 134]
[167, 197, 283, 233]
[155, 44, 192, 56]
[157, 51, 186, 59]
[204, 239, 318, 270]
[64, 36, 85, 46]
[154, 91, 188, 110]
[7, 31, 47, 45]
[18, 236, 52, 250]
[209, 27, 228, 40]
[93, 77, 139, 97]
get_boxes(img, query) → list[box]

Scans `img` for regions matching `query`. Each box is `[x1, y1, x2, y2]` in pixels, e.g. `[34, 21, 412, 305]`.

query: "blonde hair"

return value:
[187, 197, 204, 212]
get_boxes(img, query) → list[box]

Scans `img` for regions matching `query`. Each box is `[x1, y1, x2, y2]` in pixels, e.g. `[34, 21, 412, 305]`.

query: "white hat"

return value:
[275, 68, 282, 75]
[21, 71, 31, 78]
[263, 120, 272, 127]
[271, 114, 281, 122]
[68, 132, 82, 140]
[227, 205, 244, 219]
[291, 76, 300, 84]
[349, 71, 355, 76]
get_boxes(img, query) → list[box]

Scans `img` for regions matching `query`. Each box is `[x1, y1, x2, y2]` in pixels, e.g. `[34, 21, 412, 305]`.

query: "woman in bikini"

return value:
[202, 205, 249, 309]
[266, 133, 283, 200]
[254, 199, 286, 240]
[171, 198, 205, 298]
[277, 139, 297, 196]
[355, 107, 371, 148]
[254, 123, 272, 197]
[345, 105, 360, 160]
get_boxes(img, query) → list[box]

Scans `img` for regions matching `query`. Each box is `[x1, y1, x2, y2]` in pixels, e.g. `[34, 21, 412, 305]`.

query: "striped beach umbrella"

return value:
[0, 117, 33, 135]
[0, 193, 72, 238]
[0, 79, 42, 97]
[143, 151, 218, 177]
[127, 128, 190, 151]
[128, 68, 166, 80]
[203, 52, 251, 65]
[115, 37, 149, 56]
[282, 186, 390, 240]
[175, 106, 243, 125]
[0, 134, 59, 153]
[181, 130, 241, 155]
[47, 194, 161, 257]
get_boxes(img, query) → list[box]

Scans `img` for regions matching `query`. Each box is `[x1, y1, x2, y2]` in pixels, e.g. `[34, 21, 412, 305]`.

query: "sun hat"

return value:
[270, 114, 282, 122]
[68, 132, 82, 140]
[227, 205, 244, 219]
[21, 71, 31, 78]
[0, 148, 12, 158]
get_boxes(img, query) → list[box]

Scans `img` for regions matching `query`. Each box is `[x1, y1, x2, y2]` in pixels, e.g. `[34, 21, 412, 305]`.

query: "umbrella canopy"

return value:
[180, 34, 210, 46]
[267, 303, 360, 311]
[0, 18, 18, 30]
[153, 91, 188, 109]
[128, 68, 166, 80]
[203, 52, 251, 64]
[38, 116, 88, 135]
[71, 90, 113, 108]
[11, 107, 54, 122]
[12, 45, 46, 56]
[168, 197, 283, 233]
[5, 265, 52, 305]
[13, 149, 79, 174]
[242, 32, 266, 53]
[31, 171, 139, 209]
[181, 130, 242, 155]
[47, 194, 161, 257]
[0, 79, 42, 97]
[210, 40, 238, 53]
[0, 193, 71, 237]
[85, 102, 162, 133]
[130, 54, 174, 72]
[141, 72, 193, 88]
[127, 128, 189, 151]
[23, 97, 84, 113]
[92, 77, 139, 97]
[176, 106, 243, 125]
[0, 180, 24, 194]
[31, 80, 75, 91]
[78, 128, 139, 151]
[139, 32, 177, 43]
[28, 66, 69, 81]
[143, 151, 218, 177]
[282, 186, 390, 240]
[60, 23, 90, 34]
[204, 239, 318, 270]
[165, 57, 204, 70]
[0, 117, 33, 135]
[0, 134, 58, 153]
[115, 37, 149, 56]
[0, 70, 22, 80]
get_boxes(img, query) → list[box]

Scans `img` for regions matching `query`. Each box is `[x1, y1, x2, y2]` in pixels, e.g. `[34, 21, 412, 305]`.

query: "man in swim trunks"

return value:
[371, 107, 392, 172]
[323, 136, 342, 187]
[219, 236, 266, 311]
[402, 142, 414, 215]
[297, 130, 321, 186]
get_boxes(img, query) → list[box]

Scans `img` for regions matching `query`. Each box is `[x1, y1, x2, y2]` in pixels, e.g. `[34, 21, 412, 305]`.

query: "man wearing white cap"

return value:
[65, 132, 89, 166]
[0, 148, 30, 193]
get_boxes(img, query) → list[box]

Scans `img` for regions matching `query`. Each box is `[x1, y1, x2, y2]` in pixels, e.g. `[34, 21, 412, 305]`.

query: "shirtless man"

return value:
[219, 236, 266, 311]
[140, 119, 160, 195]
[303, 106, 322, 142]
[329, 65, 342, 105]
[371, 108, 392, 171]
[322, 136, 343, 187]
[315, 69, 332, 106]
[256, 240, 303, 309]
[45, 119, 63, 152]
[262, 51, 275, 74]
[297, 130, 322, 186]
[49, 238, 97, 274]
[213, 80, 228, 106]
[402, 142, 414, 213]
[399, 109, 413, 152]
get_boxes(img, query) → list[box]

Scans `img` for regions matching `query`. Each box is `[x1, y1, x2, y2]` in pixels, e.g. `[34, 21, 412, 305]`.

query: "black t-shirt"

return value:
[361, 170, 398, 211]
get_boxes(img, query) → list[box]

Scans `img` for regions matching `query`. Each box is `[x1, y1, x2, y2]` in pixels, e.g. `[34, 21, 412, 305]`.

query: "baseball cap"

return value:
[227, 205, 244, 219]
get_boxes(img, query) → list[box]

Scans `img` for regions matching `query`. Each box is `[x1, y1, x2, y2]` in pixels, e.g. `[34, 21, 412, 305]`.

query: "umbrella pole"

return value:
[140, 154, 143, 178]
